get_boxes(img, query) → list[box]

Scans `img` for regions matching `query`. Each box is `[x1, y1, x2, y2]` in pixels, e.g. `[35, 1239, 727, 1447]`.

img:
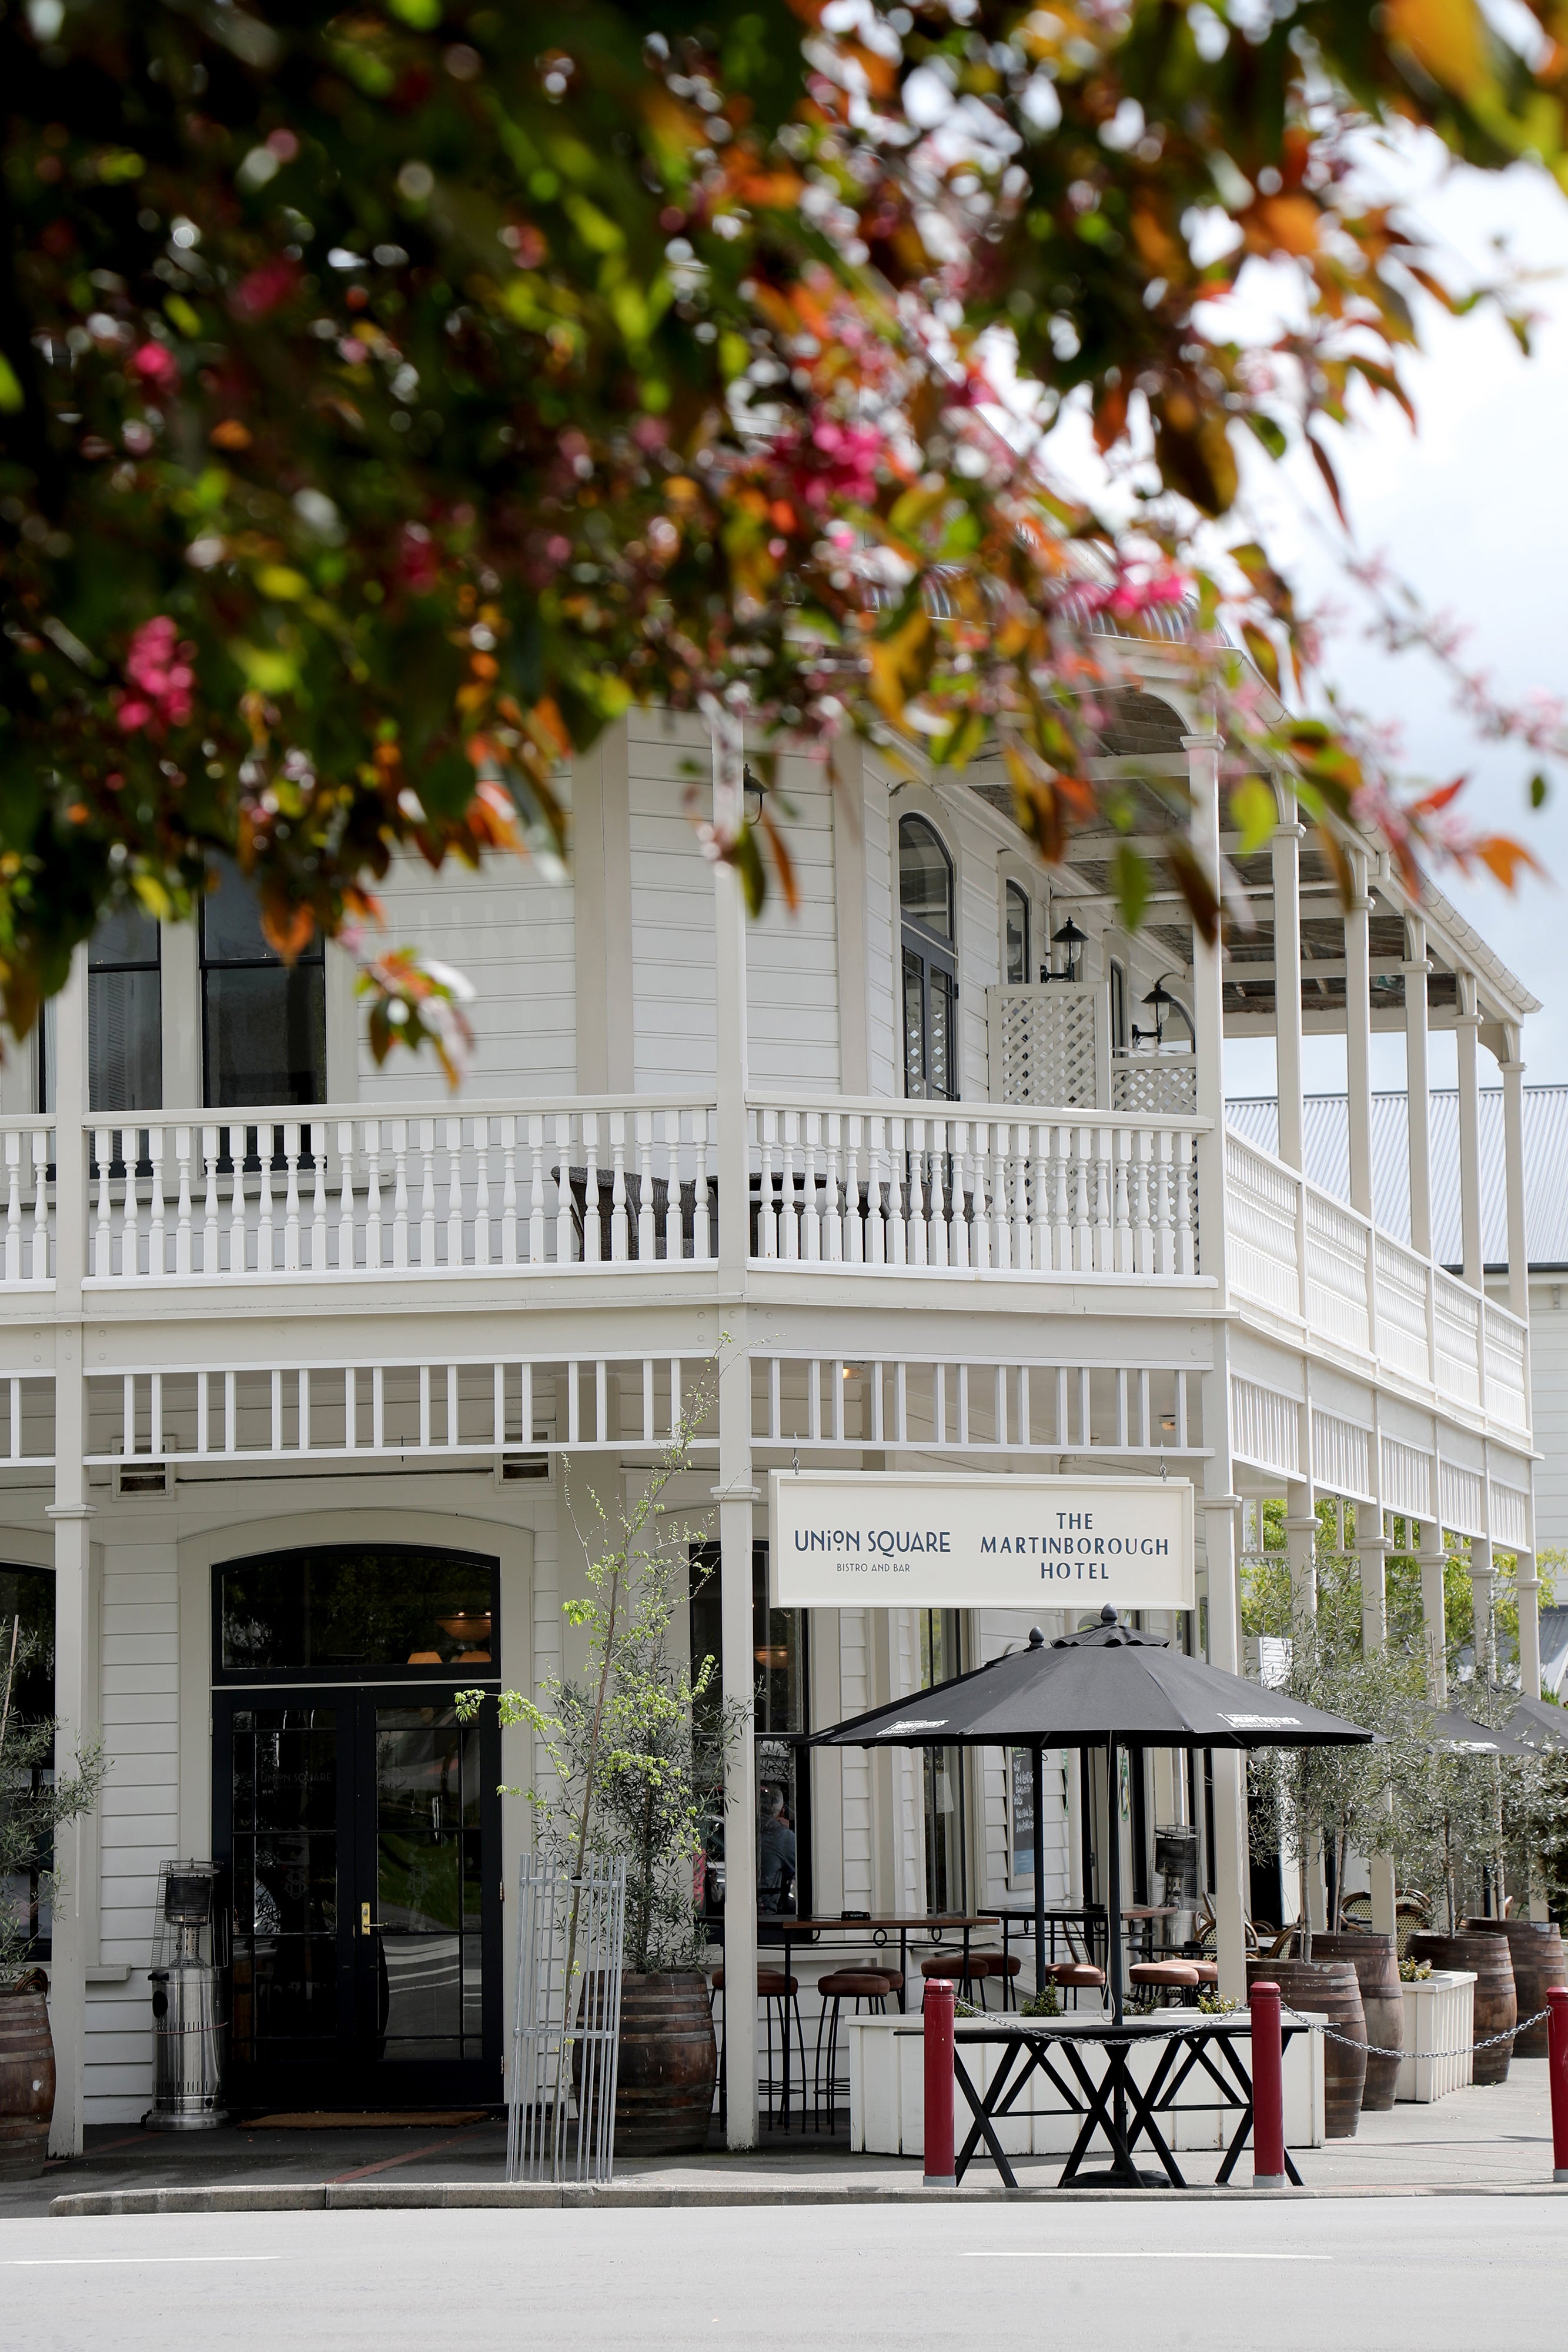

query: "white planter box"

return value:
[1396, 1969, 1476, 2104]
[847, 2009, 1325, 2163]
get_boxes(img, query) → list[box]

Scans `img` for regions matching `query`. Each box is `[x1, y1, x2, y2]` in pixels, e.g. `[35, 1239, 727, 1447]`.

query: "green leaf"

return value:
[0, 356, 23, 414]
[1530, 772, 1550, 809]
[1229, 775, 1278, 855]
[1110, 841, 1149, 933]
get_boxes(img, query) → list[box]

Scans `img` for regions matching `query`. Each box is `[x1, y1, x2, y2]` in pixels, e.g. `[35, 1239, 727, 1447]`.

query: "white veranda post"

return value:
[711, 711, 760, 2149]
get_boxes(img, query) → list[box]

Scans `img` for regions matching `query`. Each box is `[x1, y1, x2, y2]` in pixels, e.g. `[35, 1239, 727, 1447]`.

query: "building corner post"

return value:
[710, 711, 760, 2147]
[48, 943, 95, 2159]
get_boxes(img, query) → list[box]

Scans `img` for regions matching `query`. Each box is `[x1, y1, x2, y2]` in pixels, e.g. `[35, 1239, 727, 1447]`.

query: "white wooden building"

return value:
[1, 648, 1542, 2153]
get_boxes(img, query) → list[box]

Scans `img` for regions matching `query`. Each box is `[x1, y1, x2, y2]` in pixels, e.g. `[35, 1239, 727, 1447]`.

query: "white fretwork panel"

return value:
[85, 1355, 716, 1466]
[1489, 1480, 1529, 1549]
[1440, 1460, 1485, 1538]
[987, 984, 1100, 1107]
[1230, 1378, 1301, 1478]
[1380, 1435, 1434, 1521]
[751, 1354, 1198, 1458]
[1111, 1055, 1198, 1116]
[1312, 1409, 1372, 1501]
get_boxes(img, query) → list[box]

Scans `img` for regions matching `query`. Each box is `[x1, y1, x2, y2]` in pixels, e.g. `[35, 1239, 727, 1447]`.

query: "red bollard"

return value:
[923, 1976, 957, 2189]
[1251, 1979, 1287, 2189]
[1549, 1986, 1568, 2185]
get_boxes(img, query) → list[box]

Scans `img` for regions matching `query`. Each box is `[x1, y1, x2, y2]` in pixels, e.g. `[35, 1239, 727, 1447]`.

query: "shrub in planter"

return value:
[1, 1622, 105, 2176]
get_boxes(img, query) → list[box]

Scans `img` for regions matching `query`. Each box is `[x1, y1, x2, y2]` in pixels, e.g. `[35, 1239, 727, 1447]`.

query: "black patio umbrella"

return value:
[1506, 1693, 1568, 1751]
[1430, 1706, 1537, 1758]
[811, 1605, 1373, 2023]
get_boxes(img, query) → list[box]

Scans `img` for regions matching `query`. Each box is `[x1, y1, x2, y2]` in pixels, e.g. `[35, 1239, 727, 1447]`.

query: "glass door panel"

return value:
[226, 1703, 349, 2094]
[369, 1706, 486, 2065]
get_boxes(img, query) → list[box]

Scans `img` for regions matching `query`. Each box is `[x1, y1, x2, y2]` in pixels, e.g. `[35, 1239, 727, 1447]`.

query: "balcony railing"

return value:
[746, 1098, 1203, 1275]
[1224, 1128, 1529, 1429]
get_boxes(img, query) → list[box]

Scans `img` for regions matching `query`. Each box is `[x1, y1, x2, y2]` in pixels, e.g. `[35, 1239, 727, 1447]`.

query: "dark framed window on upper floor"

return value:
[37, 909, 163, 1115]
[202, 858, 326, 1109]
[1110, 958, 1128, 1051]
[899, 814, 957, 1102]
[1005, 881, 1031, 986]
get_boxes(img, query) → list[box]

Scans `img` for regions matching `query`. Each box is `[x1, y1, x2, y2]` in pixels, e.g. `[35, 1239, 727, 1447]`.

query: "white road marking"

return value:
[4, 2255, 283, 2267]
[964, 2251, 1330, 2261]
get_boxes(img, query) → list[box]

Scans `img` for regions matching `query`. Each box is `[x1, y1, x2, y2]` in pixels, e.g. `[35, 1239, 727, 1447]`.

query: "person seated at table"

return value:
[758, 1783, 797, 1916]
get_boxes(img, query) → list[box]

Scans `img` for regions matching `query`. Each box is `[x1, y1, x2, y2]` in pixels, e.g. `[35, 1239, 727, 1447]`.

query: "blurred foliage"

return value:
[0, 1, 1557, 1063]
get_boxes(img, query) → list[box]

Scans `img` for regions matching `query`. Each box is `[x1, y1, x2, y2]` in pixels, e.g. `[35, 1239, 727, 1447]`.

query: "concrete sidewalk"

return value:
[6, 2059, 1561, 2217]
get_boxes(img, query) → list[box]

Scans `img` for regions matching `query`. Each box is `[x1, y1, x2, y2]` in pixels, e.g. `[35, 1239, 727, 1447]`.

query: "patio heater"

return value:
[144, 1859, 228, 2131]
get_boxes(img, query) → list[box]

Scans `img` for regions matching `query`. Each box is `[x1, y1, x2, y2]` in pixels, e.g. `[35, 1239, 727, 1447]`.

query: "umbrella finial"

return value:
[1100, 1603, 1118, 1625]
[1028, 1625, 1045, 1648]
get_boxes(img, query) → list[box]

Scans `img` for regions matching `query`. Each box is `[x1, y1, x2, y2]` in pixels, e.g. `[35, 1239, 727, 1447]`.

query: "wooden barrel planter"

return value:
[1409, 1932, 1517, 2084]
[608, 1972, 717, 2156]
[1246, 1956, 1367, 2139]
[1459, 1920, 1566, 2060]
[0, 1979, 56, 2180]
[1310, 1933, 1403, 2112]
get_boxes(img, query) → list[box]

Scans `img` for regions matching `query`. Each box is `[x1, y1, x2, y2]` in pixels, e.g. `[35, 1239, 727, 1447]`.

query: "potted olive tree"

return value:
[459, 1394, 741, 2156]
[1, 1615, 105, 2178]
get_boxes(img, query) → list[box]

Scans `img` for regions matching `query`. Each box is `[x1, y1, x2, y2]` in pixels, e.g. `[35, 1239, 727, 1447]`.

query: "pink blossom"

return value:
[128, 342, 179, 393]
[115, 616, 196, 734]
[230, 256, 301, 322]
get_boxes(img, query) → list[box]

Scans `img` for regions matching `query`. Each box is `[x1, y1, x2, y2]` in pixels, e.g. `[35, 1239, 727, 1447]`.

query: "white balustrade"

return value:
[0, 1121, 54, 1287]
[747, 1101, 1202, 1278]
[1483, 1300, 1529, 1432]
[1223, 1121, 1527, 1435]
[81, 1101, 716, 1282]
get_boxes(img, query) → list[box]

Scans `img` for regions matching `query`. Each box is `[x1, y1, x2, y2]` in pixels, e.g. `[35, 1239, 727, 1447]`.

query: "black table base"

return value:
[949, 2019, 1306, 2191]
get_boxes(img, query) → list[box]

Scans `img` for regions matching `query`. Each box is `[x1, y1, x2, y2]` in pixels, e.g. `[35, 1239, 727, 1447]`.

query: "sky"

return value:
[1221, 149, 1568, 1098]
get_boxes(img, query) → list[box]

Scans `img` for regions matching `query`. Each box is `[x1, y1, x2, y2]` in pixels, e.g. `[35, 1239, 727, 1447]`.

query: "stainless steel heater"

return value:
[144, 1860, 228, 2131]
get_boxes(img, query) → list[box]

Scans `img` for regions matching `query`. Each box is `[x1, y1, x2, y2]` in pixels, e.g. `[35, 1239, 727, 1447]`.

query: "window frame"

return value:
[200, 858, 327, 1111]
[898, 813, 959, 1102]
[1004, 879, 1031, 988]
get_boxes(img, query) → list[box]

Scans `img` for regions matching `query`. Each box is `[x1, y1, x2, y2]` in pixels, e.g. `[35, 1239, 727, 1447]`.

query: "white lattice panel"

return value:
[1112, 1055, 1197, 1115]
[987, 984, 1100, 1106]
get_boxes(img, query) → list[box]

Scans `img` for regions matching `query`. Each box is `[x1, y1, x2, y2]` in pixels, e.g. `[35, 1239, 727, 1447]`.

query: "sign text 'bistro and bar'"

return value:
[768, 1472, 1194, 1612]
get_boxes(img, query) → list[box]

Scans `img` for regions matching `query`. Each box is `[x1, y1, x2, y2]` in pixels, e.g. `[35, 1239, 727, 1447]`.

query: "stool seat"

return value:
[818, 1970, 891, 1999]
[1128, 1960, 1200, 1987]
[1050, 1962, 1106, 1988]
[919, 1953, 972, 1979]
[870, 1969, 904, 1994]
[1189, 1959, 1219, 1985]
[710, 1966, 798, 1997]
[986, 1953, 1022, 1977]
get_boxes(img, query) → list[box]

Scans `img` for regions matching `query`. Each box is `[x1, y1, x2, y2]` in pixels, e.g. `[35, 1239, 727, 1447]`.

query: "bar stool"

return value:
[920, 1950, 986, 2004]
[1049, 1959, 1107, 2011]
[710, 1965, 807, 2127]
[813, 1969, 892, 2133]
[1127, 1958, 1201, 2007]
[984, 1953, 1022, 2012]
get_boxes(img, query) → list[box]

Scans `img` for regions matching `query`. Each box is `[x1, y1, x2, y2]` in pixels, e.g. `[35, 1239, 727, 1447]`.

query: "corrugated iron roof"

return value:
[1225, 1086, 1568, 1269]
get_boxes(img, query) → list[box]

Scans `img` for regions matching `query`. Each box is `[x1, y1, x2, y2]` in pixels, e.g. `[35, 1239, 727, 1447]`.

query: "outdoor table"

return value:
[993, 1905, 1108, 1992]
[1122, 1904, 1178, 1960]
[948, 2013, 1310, 2190]
[742, 1912, 1000, 2124]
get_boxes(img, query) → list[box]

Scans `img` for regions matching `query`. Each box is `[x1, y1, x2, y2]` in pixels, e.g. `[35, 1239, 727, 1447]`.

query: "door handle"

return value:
[361, 1901, 372, 1935]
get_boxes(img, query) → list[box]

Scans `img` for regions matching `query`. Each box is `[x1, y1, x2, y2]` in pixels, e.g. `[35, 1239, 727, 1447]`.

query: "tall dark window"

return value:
[202, 858, 326, 1108]
[1004, 881, 1030, 986]
[38, 911, 162, 1114]
[920, 1608, 967, 1914]
[900, 814, 957, 1100]
[89, 907, 163, 1114]
[1109, 958, 1128, 1050]
[690, 1542, 811, 1923]
[0, 1564, 56, 1957]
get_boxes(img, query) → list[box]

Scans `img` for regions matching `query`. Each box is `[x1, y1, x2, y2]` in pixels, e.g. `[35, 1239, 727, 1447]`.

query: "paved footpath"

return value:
[0, 2057, 1560, 2216]
[1, 2196, 1564, 2352]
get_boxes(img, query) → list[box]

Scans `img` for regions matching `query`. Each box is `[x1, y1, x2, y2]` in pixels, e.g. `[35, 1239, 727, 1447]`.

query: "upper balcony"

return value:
[0, 1082, 1527, 1446]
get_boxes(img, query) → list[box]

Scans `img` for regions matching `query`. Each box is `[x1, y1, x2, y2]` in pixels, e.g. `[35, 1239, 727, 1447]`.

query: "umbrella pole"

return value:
[1106, 1733, 1125, 2027]
[1032, 1742, 1046, 2006]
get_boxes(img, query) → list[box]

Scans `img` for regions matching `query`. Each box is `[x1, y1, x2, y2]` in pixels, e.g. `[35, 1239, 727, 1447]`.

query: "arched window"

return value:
[1005, 881, 1031, 987]
[899, 815, 957, 1100]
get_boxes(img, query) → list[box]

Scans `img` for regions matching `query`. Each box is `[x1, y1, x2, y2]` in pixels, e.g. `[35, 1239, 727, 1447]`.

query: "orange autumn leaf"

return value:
[1472, 834, 1544, 888]
[1384, 0, 1491, 101]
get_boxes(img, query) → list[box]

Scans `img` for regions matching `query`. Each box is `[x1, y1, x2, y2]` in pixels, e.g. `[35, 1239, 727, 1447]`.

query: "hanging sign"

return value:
[768, 1471, 1193, 1612]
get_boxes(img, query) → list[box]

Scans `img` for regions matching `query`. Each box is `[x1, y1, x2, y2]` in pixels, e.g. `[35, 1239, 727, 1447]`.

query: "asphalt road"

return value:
[1, 2197, 1563, 2351]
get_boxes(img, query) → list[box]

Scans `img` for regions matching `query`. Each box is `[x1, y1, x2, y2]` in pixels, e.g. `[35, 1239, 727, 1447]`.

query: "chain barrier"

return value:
[1276, 2000, 1552, 2063]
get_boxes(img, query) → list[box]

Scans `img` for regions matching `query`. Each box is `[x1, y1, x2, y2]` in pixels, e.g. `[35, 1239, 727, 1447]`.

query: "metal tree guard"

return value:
[509, 1853, 627, 2183]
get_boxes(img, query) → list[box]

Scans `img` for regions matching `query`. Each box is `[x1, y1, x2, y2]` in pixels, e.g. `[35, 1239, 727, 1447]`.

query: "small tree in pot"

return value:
[459, 1390, 742, 2156]
[1, 1615, 105, 2177]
